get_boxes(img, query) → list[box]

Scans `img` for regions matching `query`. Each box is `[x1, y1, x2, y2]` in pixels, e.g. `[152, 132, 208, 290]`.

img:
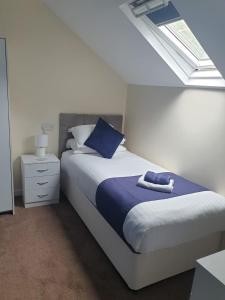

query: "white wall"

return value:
[125, 85, 225, 196]
[43, 0, 182, 87]
[0, 0, 127, 192]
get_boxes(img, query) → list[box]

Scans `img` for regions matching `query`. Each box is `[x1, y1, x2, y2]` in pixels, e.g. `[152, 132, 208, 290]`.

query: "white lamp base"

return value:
[36, 147, 47, 160]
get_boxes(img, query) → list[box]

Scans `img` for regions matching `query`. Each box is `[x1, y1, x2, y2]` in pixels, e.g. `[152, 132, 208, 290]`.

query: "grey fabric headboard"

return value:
[58, 113, 123, 157]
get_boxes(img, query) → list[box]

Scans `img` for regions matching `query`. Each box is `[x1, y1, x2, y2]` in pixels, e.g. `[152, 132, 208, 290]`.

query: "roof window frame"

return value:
[158, 21, 216, 71]
[120, 0, 225, 88]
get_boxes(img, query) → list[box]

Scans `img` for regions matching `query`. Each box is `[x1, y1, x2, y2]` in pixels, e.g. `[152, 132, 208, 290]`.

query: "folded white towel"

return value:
[137, 175, 174, 193]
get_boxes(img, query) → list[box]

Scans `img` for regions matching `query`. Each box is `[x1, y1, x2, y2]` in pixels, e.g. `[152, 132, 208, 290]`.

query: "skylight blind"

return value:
[130, 0, 169, 17]
[147, 2, 181, 26]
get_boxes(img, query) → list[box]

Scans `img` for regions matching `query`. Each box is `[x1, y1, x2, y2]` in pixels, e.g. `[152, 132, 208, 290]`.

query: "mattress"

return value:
[61, 150, 225, 253]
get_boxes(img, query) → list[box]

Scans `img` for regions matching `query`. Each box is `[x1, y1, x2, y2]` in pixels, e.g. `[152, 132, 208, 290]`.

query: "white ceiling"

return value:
[43, 0, 225, 88]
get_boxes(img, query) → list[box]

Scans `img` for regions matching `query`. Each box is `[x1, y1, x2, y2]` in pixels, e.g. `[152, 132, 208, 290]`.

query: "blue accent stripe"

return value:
[147, 2, 181, 26]
[96, 172, 208, 251]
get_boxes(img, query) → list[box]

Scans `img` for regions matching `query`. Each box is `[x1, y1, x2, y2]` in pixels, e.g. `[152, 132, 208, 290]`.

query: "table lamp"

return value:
[35, 134, 48, 160]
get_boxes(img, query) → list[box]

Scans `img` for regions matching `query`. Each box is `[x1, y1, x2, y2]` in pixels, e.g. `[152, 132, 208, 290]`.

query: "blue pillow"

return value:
[84, 118, 124, 159]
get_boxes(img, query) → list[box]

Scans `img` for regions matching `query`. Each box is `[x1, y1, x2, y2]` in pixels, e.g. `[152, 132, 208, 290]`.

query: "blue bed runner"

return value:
[96, 172, 208, 240]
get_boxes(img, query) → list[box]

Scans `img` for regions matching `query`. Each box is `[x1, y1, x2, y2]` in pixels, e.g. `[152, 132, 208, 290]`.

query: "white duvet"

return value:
[61, 150, 225, 253]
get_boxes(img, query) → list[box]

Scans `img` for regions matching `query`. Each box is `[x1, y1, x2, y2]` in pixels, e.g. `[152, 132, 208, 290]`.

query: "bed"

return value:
[59, 113, 225, 290]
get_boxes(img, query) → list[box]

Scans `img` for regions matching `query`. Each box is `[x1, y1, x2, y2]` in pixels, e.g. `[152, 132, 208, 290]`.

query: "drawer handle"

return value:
[37, 182, 48, 186]
[37, 169, 48, 173]
[37, 194, 48, 199]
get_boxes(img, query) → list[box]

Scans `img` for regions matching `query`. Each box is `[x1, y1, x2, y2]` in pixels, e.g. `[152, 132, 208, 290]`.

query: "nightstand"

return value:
[21, 154, 60, 208]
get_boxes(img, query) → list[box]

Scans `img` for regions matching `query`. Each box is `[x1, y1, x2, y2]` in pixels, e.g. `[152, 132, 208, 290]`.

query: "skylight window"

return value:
[145, 2, 216, 72]
[163, 20, 208, 61]
[158, 20, 216, 71]
[121, 0, 225, 88]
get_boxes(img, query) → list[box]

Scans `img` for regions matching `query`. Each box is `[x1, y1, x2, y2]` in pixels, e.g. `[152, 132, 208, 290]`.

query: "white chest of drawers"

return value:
[21, 154, 60, 208]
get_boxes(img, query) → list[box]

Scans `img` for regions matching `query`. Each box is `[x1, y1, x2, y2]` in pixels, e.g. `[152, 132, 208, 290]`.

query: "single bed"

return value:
[59, 113, 225, 290]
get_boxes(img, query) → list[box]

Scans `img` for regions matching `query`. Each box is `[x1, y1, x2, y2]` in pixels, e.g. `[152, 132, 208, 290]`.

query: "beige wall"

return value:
[0, 0, 127, 192]
[125, 85, 225, 196]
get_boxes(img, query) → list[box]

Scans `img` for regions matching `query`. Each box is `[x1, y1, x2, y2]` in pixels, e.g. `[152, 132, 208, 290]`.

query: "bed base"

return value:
[62, 177, 224, 290]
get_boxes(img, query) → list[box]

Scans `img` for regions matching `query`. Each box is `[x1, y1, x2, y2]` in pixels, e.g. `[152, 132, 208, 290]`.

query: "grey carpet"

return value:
[0, 197, 194, 300]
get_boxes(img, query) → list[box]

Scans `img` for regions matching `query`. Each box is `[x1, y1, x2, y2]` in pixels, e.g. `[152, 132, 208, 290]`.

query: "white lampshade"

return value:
[35, 134, 48, 148]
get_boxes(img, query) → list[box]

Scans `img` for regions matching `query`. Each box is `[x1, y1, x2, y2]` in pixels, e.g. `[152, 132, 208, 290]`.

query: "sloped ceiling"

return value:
[43, 0, 225, 88]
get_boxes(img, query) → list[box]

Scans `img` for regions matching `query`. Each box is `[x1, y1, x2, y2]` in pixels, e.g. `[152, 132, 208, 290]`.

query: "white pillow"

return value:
[69, 124, 95, 147]
[68, 123, 125, 148]
[66, 138, 97, 153]
[66, 138, 77, 151]
[66, 138, 126, 155]
[114, 145, 127, 154]
[75, 145, 126, 155]
[73, 145, 98, 154]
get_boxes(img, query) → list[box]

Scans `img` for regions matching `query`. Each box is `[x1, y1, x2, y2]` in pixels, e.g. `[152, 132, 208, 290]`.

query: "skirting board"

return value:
[62, 174, 224, 290]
